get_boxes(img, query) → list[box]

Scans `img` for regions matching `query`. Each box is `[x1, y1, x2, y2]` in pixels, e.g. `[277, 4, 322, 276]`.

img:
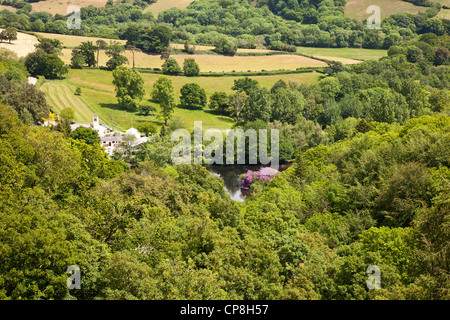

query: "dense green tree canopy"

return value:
[152, 76, 176, 126]
[0, 0, 449, 302]
[183, 58, 200, 77]
[112, 66, 146, 111]
[162, 57, 182, 75]
[180, 83, 207, 109]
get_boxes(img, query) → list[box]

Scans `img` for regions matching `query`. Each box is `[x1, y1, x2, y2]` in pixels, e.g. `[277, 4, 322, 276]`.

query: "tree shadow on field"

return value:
[99, 102, 127, 111]
[204, 109, 235, 123]
[203, 109, 221, 116]
[176, 103, 203, 111]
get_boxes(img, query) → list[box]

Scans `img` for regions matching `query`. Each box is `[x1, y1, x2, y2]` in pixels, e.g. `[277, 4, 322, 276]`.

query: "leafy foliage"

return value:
[112, 66, 146, 111]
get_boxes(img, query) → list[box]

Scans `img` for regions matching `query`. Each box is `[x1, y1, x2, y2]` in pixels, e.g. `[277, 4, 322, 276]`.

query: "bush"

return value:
[137, 104, 157, 116]
[180, 83, 207, 109]
[214, 38, 237, 56]
[162, 57, 181, 75]
[183, 58, 200, 77]
[209, 91, 230, 114]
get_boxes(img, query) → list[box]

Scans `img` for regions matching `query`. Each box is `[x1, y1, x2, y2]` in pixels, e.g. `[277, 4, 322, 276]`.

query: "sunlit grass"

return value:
[43, 68, 321, 131]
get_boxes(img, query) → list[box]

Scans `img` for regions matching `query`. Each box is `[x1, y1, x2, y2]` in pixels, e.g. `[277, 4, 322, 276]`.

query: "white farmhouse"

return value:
[70, 114, 148, 157]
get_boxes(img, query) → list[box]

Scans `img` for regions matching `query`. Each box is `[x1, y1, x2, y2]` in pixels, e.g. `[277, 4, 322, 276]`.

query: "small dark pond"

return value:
[206, 164, 291, 202]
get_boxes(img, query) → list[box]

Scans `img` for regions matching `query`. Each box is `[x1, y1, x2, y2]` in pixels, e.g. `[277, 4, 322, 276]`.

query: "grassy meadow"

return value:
[43, 68, 321, 131]
[0, 30, 38, 57]
[30, 0, 107, 15]
[35, 33, 391, 71]
[297, 46, 387, 61]
[40, 82, 95, 123]
[437, 9, 450, 20]
[59, 48, 328, 72]
[35, 33, 329, 71]
[345, 0, 428, 20]
[145, 0, 196, 16]
[34, 32, 126, 49]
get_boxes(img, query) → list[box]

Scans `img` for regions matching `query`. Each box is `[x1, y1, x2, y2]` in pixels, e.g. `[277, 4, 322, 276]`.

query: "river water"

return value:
[206, 164, 291, 202]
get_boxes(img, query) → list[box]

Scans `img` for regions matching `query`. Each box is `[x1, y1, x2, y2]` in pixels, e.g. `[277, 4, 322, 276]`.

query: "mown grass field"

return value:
[36, 33, 329, 72]
[35, 33, 273, 54]
[34, 32, 126, 49]
[59, 48, 328, 72]
[43, 68, 321, 130]
[297, 47, 387, 61]
[40, 82, 95, 123]
[345, 0, 428, 20]
[37, 32, 388, 71]
[171, 43, 273, 53]
[145, 0, 196, 16]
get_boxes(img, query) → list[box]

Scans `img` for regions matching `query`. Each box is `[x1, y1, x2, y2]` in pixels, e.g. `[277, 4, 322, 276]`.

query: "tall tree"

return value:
[60, 107, 75, 123]
[35, 38, 62, 54]
[1, 27, 17, 44]
[232, 77, 259, 95]
[162, 57, 181, 75]
[152, 76, 175, 126]
[105, 41, 128, 71]
[242, 86, 272, 123]
[95, 39, 108, 68]
[24, 50, 67, 79]
[112, 66, 145, 111]
[183, 58, 200, 77]
[4, 82, 50, 124]
[125, 44, 141, 69]
[136, 25, 172, 53]
[70, 127, 101, 145]
[180, 83, 207, 109]
[77, 42, 97, 67]
[70, 49, 85, 69]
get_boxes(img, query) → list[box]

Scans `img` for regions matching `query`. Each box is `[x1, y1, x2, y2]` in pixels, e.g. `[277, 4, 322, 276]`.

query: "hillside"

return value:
[345, 0, 428, 20]
[145, 0, 196, 16]
[0, 29, 38, 57]
[0, 0, 449, 305]
[43, 68, 321, 129]
[30, 0, 108, 15]
[32, 33, 351, 72]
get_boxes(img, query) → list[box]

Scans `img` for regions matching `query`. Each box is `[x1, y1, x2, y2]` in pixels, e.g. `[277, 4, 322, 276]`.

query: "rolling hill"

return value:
[145, 0, 196, 16]
[0, 29, 38, 57]
[345, 0, 429, 20]
[30, 0, 108, 15]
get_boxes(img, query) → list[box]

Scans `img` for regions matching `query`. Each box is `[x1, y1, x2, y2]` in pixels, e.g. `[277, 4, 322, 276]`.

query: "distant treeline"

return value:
[0, 0, 449, 54]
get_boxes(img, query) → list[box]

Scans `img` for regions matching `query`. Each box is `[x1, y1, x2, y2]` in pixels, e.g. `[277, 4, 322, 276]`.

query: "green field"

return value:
[297, 47, 387, 61]
[40, 82, 95, 123]
[43, 68, 321, 131]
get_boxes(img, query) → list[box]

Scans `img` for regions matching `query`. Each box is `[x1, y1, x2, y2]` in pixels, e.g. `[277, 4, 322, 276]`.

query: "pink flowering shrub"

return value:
[240, 167, 279, 190]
